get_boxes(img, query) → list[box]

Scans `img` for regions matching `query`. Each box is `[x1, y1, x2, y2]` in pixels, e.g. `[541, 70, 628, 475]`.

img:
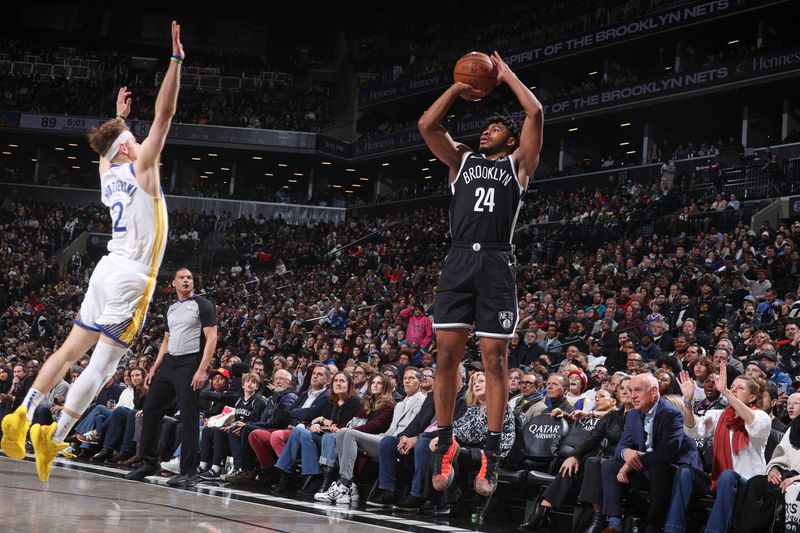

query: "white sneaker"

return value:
[324, 481, 353, 504]
[348, 484, 360, 502]
[161, 457, 181, 474]
[314, 481, 340, 502]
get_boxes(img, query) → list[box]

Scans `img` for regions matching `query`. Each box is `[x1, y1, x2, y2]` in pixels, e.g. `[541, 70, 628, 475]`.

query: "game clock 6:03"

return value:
[19, 113, 105, 133]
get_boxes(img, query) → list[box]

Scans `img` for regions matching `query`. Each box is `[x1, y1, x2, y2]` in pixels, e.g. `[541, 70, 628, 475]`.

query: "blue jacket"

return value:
[249, 389, 299, 429]
[615, 398, 701, 471]
[770, 368, 794, 395]
[288, 388, 330, 424]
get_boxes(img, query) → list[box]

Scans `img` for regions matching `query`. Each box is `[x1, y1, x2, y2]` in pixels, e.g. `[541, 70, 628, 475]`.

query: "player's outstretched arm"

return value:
[417, 83, 479, 179]
[135, 20, 184, 196]
[491, 51, 543, 189]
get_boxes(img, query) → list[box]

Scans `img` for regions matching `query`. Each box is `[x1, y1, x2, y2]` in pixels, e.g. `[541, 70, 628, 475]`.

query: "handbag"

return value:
[346, 417, 368, 429]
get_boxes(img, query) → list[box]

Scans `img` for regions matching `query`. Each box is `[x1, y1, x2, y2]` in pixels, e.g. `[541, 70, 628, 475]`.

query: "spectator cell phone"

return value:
[778, 382, 788, 395]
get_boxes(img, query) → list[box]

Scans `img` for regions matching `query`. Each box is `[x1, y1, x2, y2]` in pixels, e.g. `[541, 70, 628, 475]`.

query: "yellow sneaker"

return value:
[1, 405, 30, 460]
[31, 423, 69, 483]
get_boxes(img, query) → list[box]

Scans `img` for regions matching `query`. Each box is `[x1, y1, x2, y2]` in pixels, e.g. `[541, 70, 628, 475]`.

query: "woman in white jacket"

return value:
[767, 393, 800, 489]
[732, 392, 800, 532]
[664, 364, 771, 533]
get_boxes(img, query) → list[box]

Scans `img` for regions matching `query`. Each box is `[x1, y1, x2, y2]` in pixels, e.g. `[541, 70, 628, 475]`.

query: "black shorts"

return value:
[433, 242, 518, 338]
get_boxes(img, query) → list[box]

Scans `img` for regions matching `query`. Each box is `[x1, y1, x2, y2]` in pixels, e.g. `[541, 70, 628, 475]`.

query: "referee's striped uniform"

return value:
[138, 295, 216, 474]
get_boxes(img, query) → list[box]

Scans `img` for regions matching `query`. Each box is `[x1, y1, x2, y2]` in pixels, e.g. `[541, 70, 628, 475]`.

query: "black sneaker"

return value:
[106, 451, 132, 465]
[474, 450, 500, 496]
[125, 462, 161, 481]
[393, 494, 425, 511]
[167, 473, 201, 487]
[199, 468, 223, 481]
[91, 448, 114, 463]
[366, 489, 398, 508]
[272, 471, 294, 495]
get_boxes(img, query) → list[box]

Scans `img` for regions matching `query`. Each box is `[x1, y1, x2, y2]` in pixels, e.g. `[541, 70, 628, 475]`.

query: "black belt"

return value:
[167, 352, 201, 358]
[451, 241, 514, 252]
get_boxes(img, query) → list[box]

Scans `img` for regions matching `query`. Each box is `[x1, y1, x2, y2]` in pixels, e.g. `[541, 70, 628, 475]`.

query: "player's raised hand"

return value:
[172, 20, 185, 59]
[490, 51, 512, 86]
[116, 86, 132, 119]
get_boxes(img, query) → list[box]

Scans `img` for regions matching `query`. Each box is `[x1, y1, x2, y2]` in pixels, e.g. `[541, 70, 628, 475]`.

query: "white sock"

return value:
[22, 388, 46, 422]
[61, 341, 127, 419]
[52, 412, 79, 443]
[210, 465, 221, 474]
[199, 461, 208, 471]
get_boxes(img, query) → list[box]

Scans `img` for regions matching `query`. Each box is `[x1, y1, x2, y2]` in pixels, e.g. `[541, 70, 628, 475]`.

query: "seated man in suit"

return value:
[601, 373, 701, 533]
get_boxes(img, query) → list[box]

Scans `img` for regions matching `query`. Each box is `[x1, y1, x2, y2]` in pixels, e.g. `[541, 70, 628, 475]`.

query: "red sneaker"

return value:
[432, 440, 460, 491]
[474, 450, 500, 496]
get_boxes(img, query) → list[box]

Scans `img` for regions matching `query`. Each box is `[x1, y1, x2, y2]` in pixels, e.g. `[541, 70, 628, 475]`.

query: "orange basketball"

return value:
[453, 52, 497, 95]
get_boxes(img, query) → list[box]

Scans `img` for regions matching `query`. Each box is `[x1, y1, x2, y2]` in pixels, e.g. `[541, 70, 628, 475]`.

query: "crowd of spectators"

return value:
[3, 159, 800, 527]
[0, 38, 333, 132]
[355, 0, 676, 85]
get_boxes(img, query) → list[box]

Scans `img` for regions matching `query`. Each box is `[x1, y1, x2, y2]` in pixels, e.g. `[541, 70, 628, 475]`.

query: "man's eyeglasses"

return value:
[520, 380, 536, 386]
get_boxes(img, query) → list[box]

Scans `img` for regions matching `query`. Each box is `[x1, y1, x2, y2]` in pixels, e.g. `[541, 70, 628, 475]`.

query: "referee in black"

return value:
[127, 267, 217, 486]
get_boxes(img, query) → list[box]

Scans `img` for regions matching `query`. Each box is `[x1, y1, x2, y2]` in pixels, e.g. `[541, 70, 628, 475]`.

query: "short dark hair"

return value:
[481, 114, 520, 144]
[174, 266, 192, 278]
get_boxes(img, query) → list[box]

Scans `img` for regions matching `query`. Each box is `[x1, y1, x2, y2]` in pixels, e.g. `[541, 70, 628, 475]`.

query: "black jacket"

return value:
[248, 388, 298, 429]
[400, 386, 467, 439]
[571, 407, 626, 460]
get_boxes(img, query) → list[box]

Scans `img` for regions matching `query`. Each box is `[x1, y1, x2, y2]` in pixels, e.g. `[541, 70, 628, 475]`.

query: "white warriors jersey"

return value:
[101, 163, 168, 274]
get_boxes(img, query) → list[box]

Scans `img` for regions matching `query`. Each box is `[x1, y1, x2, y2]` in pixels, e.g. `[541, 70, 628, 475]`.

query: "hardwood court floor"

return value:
[0, 456, 495, 533]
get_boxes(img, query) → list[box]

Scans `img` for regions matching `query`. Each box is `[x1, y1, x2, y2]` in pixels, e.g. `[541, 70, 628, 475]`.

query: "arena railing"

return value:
[0, 183, 346, 226]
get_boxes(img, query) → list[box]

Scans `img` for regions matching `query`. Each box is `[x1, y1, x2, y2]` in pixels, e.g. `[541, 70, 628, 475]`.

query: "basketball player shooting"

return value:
[418, 51, 543, 496]
[1, 21, 184, 482]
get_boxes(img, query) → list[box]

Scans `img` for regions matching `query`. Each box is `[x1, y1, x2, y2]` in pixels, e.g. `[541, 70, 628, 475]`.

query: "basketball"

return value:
[453, 52, 497, 95]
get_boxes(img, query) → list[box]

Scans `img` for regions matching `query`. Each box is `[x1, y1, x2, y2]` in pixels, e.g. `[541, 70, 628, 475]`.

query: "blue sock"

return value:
[609, 517, 623, 531]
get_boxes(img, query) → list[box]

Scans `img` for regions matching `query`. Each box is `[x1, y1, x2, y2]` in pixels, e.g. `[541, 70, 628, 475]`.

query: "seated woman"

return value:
[664, 365, 771, 533]
[273, 371, 361, 495]
[425, 372, 515, 515]
[522, 376, 632, 532]
[89, 367, 148, 463]
[314, 373, 395, 502]
[199, 373, 266, 479]
[733, 392, 799, 533]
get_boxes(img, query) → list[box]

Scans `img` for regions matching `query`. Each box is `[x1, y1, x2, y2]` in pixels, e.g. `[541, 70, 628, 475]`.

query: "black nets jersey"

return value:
[449, 152, 524, 243]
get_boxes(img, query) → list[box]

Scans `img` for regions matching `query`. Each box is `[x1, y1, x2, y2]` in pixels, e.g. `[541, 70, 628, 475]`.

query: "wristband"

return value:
[170, 55, 184, 64]
[116, 114, 126, 119]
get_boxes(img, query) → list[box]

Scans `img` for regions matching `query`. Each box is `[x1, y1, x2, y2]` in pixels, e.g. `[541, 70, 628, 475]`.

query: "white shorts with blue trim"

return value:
[74, 254, 156, 347]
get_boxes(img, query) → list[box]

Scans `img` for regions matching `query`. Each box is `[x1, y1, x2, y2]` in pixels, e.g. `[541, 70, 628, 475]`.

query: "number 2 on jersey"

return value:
[473, 187, 496, 212]
[111, 201, 127, 232]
